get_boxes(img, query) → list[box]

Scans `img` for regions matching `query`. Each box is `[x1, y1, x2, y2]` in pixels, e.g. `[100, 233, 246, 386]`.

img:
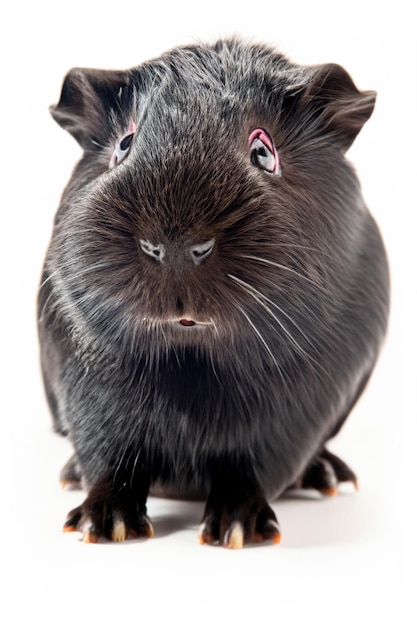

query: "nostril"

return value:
[190, 239, 215, 265]
[139, 239, 165, 262]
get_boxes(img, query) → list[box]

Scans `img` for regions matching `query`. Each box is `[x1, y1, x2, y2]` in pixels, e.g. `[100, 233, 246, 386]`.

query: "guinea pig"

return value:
[38, 39, 390, 548]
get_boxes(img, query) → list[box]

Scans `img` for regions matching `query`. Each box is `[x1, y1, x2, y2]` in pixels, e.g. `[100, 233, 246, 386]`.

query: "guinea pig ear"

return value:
[300, 63, 376, 150]
[50, 68, 130, 150]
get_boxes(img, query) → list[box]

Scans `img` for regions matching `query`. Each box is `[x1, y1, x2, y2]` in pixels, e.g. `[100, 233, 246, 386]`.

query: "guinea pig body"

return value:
[38, 40, 389, 547]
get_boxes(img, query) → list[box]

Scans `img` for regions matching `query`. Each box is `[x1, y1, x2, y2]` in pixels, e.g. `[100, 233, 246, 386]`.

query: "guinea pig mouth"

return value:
[177, 318, 212, 327]
[179, 319, 197, 327]
[161, 317, 213, 328]
[143, 316, 214, 328]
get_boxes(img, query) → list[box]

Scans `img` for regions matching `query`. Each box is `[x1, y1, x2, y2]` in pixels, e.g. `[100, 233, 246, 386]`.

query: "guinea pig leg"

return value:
[63, 472, 153, 543]
[60, 454, 83, 490]
[198, 476, 281, 549]
[294, 448, 358, 495]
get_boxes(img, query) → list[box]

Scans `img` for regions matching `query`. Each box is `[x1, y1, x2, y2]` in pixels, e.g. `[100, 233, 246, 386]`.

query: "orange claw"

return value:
[271, 532, 282, 545]
[253, 531, 281, 545]
[83, 532, 99, 544]
[144, 524, 154, 539]
[198, 530, 215, 545]
[198, 532, 214, 545]
[321, 487, 338, 497]
[61, 480, 80, 491]
[62, 525, 77, 533]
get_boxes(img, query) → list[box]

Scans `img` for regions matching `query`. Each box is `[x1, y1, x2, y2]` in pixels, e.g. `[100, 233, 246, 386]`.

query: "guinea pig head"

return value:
[49, 43, 376, 356]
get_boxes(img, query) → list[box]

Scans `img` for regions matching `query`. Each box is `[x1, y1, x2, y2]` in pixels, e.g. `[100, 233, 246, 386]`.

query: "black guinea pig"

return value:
[38, 39, 390, 548]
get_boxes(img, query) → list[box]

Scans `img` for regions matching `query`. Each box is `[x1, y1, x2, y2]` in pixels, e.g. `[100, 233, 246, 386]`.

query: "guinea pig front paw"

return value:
[198, 486, 281, 549]
[295, 448, 358, 495]
[62, 475, 153, 543]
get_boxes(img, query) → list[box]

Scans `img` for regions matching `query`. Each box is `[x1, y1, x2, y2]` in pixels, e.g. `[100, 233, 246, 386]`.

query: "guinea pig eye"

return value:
[109, 121, 137, 168]
[248, 129, 281, 176]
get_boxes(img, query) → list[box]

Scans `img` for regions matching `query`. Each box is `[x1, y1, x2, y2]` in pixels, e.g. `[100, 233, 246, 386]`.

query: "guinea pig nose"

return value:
[190, 239, 215, 265]
[139, 239, 165, 262]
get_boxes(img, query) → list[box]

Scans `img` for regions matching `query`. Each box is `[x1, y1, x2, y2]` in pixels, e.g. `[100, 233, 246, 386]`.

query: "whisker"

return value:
[229, 274, 330, 380]
[158, 321, 170, 360]
[169, 333, 181, 369]
[208, 345, 222, 387]
[272, 242, 323, 255]
[209, 316, 220, 338]
[234, 303, 292, 395]
[241, 254, 321, 288]
[230, 274, 317, 349]
[229, 274, 309, 358]
[89, 138, 107, 150]
[235, 304, 278, 371]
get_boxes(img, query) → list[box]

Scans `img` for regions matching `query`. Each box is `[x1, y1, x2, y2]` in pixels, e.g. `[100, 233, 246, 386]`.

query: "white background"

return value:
[2, 0, 416, 624]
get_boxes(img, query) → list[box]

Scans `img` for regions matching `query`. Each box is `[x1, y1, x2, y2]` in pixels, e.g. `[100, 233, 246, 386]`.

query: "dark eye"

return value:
[109, 121, 137, 168]
[249, 128, 281, 176]
[120, 133, 134, 152]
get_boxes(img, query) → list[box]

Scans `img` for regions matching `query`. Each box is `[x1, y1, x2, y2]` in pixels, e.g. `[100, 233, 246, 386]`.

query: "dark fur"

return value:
[38, 39, 389, 546]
